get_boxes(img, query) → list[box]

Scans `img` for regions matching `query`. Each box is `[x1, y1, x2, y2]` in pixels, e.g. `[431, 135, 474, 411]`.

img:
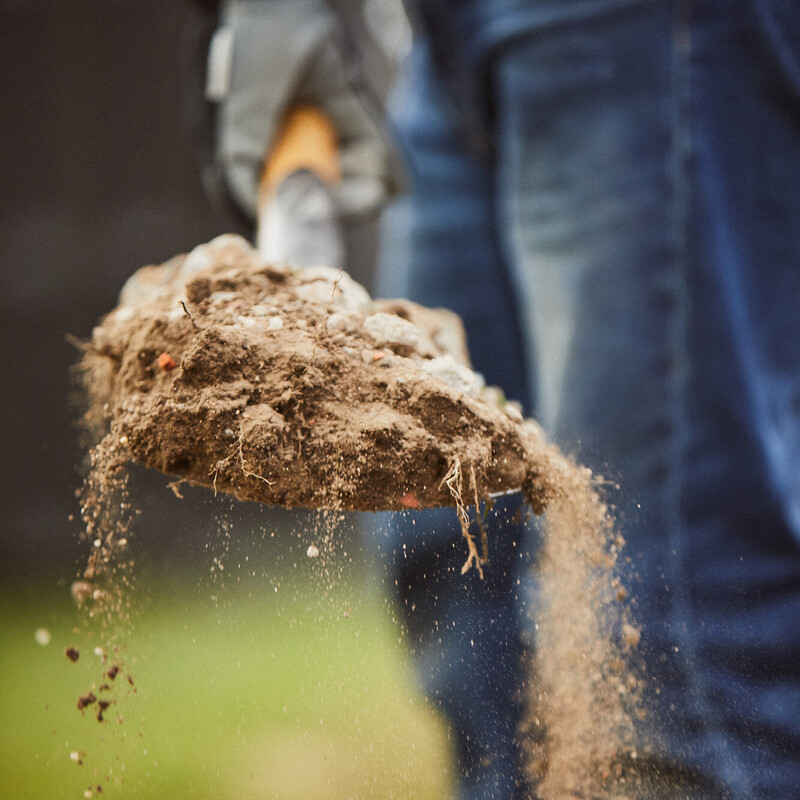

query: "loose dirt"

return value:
[74, 234, 643, 798]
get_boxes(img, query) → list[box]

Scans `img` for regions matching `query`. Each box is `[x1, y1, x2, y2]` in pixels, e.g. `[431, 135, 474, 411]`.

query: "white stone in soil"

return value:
[298, 265, 372, 312]
[421, 354, 485, 397]
[364, 312, 421, 348]
[180, 234, 254, 280]
[502, 401, 524, 422]
[325, 310, 358, 332]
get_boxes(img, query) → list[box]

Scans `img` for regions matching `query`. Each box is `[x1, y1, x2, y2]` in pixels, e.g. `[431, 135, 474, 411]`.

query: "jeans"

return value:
[376, 2, 800, 798]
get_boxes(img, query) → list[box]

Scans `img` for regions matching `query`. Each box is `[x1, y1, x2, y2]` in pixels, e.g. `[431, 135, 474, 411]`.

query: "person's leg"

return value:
[377, 47, 530, 409]
[492, 1, 800, 796]
[373, 40, 534, 800]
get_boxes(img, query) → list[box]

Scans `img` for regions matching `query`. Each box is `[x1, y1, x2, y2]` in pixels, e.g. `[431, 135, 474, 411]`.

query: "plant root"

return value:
[237, 437, 273, 487]
[443, 458, 484, 578]
[469, 464, 490, 564]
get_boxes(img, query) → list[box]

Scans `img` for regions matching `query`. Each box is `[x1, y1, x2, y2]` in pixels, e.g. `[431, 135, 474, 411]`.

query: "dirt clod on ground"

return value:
[79, 235, 554, 515]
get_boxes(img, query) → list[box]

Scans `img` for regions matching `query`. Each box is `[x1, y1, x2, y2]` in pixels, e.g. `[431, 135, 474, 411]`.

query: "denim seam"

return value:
[666, 2, 752, 795]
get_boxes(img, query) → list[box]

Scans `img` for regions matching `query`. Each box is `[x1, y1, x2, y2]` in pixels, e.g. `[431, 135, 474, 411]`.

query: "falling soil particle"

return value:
[71, 581, 94, 606]
[96, 700, 111, 722]
[623, 622, 642, 649]
[65, 647, 80, 663]
[73, 235, 645, 798]
[76, 692, 96, 712]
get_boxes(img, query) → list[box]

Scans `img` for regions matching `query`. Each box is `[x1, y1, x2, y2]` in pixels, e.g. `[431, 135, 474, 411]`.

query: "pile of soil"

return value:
[81, 234, 553, 516]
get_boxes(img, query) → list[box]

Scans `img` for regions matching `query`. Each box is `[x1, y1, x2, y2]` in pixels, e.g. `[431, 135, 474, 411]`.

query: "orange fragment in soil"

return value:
[157, 352, 176, 371]
[399, 492, 420, 509]
[371, 350, 385, 361]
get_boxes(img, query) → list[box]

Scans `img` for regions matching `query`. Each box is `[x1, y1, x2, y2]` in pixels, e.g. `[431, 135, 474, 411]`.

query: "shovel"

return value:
[256, 105, 346, 271]
[87, 108, 549, 525]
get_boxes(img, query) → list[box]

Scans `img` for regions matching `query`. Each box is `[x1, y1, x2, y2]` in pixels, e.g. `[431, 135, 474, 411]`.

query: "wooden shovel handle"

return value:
[259, 105, 341, 201]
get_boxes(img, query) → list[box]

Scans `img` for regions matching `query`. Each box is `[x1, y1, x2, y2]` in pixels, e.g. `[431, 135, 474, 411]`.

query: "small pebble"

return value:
[622, 623, 641, 648]
[209, 291, 237, 302]
[71, 581, 93, 606]
[65, 646, 80, 663]
[421, 355, 484, 397]
[235, 314, 258, 328]
[502, 402, 524, 422]
[364, 312, 420, 348]
[399, 492, 420, 509]
[34, 628, 51, 646]
[306, 544, 320, 558]
[157, 352, 176, 372]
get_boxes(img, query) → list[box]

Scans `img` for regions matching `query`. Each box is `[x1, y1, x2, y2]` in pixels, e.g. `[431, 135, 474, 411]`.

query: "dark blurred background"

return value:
[0, 8, 455, 798]
[0, 0, 402, 577]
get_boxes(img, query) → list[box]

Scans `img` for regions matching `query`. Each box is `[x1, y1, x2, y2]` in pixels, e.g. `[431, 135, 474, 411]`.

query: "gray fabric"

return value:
[214, 0, 397, 219]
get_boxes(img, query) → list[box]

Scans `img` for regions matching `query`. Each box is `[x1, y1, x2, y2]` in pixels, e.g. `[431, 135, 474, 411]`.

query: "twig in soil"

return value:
[443, 458, 484, 579]
[237, 437, 273, 486]
[66, 333, 114, 361]
[65, 332, 91, 352]
[166, 479, 186, 499]
[180, 300, 201, 330]
[306, 265, 344, 370]
[208, 465, 219, 496]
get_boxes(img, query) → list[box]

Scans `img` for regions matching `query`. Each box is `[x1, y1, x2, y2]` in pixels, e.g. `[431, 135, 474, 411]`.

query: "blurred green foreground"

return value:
[0, 505, 452, 800]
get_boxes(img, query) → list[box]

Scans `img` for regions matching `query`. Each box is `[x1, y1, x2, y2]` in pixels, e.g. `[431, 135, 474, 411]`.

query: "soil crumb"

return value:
[74, 234, 644, 798]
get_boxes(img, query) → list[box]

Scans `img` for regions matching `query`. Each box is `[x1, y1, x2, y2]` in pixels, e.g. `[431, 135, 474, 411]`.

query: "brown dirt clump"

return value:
[79, 234, 553, 516]
[73, 234, 646, 798]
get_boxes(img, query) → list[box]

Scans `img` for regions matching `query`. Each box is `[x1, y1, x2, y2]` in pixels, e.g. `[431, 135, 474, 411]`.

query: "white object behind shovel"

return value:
[256, 106, 345, 271]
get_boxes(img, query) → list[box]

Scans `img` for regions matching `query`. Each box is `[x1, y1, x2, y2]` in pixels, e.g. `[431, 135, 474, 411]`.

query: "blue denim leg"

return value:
[371, 501, 533, 800]
[376, 41, 531, 412]
[488, 2, 800, 797]
[373, 42, 534, 800]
